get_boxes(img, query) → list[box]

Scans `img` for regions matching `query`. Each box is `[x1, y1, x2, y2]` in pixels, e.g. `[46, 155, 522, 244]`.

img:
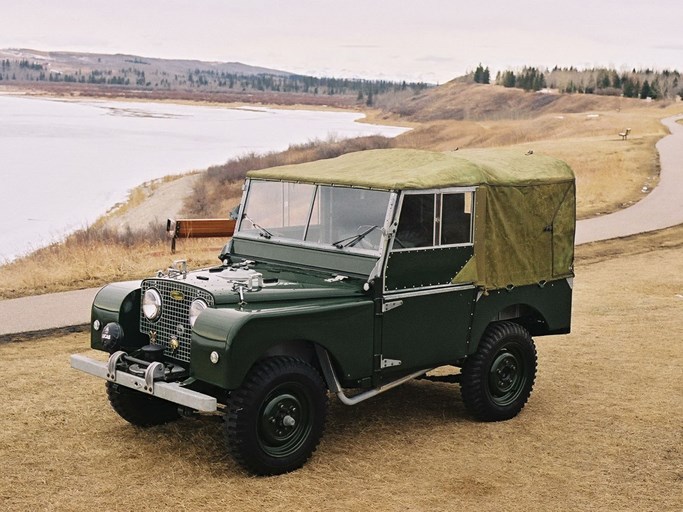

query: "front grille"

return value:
[140, 279, 214, 363]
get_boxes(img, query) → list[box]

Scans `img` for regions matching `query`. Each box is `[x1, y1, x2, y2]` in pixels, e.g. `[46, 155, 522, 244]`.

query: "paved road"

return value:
[0, 287, 99, 338]
[575, 114, 683, 244]
[1, 115, 682, 338]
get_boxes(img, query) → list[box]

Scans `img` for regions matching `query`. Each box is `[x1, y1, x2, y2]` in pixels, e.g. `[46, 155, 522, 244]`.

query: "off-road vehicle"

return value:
[71, 148, 575, 475]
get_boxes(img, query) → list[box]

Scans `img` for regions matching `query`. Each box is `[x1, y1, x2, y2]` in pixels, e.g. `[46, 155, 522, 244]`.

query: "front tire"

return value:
[460, 322, 537, 422]
[225, 357, 328, 476]
[106, 382, 180, 427]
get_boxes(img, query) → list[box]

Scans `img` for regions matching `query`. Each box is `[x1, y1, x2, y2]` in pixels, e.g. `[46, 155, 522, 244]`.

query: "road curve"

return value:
[2, 115, 682, 338]
[575, 114, 683, 244]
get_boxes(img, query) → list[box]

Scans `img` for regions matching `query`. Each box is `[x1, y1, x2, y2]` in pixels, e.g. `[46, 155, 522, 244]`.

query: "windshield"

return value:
[237, 180, 392, 253]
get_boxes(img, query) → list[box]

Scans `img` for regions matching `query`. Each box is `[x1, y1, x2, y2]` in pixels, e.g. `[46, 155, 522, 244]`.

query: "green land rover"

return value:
[71, 148, 575, 475]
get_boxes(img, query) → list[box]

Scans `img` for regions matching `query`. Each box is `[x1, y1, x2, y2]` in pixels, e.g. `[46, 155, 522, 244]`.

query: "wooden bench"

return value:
[167, 218, 236, 253]
[619, 128, 631, 140]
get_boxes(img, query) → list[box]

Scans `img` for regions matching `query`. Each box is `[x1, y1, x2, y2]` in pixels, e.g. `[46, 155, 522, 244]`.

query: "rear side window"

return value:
[441, 193, 473, 245]
[394, 191, 473, 250]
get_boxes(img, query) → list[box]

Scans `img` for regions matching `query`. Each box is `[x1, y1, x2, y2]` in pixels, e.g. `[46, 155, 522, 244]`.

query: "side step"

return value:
[315, 346, 432, 406]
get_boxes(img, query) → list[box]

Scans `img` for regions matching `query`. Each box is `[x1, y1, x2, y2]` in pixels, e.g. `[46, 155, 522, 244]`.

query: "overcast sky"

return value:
[2, 0, 681, 83]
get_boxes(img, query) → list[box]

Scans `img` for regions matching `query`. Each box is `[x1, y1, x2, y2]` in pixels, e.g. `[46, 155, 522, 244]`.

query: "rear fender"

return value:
[469, 278, 572, 352]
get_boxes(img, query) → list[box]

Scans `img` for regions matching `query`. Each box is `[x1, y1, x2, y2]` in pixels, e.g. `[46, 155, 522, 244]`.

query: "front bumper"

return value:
[70, 352, 217, 412]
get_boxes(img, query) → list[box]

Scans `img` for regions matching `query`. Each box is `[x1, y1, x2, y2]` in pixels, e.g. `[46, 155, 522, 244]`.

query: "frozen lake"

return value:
[0, 95, 409, 261]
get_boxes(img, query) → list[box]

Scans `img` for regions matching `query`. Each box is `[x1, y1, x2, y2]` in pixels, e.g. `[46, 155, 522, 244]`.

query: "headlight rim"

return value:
[142, 288, 162, 321]
[189, 298, 208, 328]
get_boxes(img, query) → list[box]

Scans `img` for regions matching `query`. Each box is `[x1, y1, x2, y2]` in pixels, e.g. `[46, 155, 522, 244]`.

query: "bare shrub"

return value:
[184, 135, 394, 216]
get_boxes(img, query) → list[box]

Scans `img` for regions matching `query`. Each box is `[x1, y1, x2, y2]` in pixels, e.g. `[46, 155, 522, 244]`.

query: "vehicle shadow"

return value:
[125, 378, 471, 475]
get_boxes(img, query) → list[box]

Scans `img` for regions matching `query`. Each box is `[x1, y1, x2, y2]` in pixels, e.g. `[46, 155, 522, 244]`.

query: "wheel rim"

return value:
[487, 343, 527, 407]
[258, 383, 312, 458]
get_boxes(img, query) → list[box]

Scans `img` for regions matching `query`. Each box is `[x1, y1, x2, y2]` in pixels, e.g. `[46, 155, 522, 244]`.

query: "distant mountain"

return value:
[0, 48, 429, 107]
[0, 48, 292, 77]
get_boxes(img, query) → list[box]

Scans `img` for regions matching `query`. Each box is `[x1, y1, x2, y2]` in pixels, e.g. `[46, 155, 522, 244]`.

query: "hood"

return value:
[144, 263, 367, 306]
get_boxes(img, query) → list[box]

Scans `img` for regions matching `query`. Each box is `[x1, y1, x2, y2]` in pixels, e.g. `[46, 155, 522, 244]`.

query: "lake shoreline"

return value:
[1, 92, 410, 262]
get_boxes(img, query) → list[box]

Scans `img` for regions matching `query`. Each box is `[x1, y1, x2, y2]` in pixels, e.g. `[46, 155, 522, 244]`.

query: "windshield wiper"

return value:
[242, 213, 274, 239]
[332, 225, 380, 249]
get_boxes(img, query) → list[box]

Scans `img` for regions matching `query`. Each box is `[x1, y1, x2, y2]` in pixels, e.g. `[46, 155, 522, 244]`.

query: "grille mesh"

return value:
[140, 279, 214, 363]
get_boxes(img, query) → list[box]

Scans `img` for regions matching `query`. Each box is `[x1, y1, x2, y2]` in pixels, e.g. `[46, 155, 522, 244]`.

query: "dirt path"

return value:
[575, 114, 683, 244]
[102, 174, 200, 233]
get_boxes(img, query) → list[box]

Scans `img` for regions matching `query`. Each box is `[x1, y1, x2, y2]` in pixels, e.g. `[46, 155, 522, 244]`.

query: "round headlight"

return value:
[189, 298, 208, 328]
[142, 288, 162, 321]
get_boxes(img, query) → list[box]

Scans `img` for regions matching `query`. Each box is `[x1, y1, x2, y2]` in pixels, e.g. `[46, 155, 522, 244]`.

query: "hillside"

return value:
[378, 81, 665, 122]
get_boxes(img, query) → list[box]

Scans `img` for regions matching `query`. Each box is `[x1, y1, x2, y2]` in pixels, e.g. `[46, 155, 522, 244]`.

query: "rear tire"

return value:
[460, 322, 537, 422]
[225, 357, 328, 475]
[106, 382, 180, 427]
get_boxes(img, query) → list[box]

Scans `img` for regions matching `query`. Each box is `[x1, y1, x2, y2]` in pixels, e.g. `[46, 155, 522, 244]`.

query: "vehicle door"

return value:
[379, 190, 478, 377]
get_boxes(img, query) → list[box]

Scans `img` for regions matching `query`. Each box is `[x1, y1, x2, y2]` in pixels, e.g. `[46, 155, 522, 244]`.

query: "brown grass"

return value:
[384, 81, 672, 122]
[1, 226, 681, 511]
[0, 228, 222, 299]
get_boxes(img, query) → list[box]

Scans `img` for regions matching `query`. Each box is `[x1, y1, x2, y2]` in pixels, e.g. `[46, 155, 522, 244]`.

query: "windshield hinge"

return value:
[324, 274, 348, 283]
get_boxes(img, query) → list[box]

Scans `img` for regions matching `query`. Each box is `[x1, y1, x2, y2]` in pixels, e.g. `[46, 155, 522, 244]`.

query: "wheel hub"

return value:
[262, 394, 300, 440]
[488, 349, 524, 403]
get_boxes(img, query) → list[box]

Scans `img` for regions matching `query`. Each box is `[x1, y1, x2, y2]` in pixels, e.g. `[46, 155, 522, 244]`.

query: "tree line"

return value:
[0, 58, 430, 105]
[484, 65, 682, 100]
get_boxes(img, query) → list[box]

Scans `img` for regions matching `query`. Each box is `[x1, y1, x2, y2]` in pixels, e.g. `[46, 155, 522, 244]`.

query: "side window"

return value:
[394, 191, 474, 250]
[395, 194, 435, 248]
[441, 192, 473, 245]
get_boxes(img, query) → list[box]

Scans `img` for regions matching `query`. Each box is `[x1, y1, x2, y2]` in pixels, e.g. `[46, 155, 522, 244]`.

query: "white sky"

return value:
[2, 0, 682, 83]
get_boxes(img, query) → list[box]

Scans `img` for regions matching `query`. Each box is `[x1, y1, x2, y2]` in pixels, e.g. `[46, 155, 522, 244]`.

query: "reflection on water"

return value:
[0, 95, 409, 261]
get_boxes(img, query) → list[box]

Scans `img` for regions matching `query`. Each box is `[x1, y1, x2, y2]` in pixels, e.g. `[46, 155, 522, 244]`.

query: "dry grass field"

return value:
[1, 226, 681, 512]
[0, 237, 222, 300]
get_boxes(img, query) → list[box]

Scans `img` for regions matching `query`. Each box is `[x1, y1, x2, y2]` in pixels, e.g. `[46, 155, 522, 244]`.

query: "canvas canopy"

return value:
[248, 148, 576, 289]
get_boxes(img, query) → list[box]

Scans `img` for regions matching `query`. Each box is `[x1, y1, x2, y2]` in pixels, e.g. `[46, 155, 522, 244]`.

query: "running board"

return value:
[315, 346, 431, 406]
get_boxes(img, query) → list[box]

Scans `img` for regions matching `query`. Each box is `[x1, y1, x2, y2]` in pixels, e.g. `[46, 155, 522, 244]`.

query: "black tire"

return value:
[460, 321, 537, 422]
[225, 357, 328, 476]
[106, 382, 180, 427]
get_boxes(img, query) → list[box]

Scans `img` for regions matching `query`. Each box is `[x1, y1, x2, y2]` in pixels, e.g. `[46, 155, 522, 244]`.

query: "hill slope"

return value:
[382, 81, 653, 121]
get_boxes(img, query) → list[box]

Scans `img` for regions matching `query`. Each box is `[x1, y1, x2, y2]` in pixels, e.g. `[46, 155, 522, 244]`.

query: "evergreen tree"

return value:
[501, 71, 516, 88]
[640, 80, 653, 99]
[473, 64, 491, 84]
[482, 66, 490, 84]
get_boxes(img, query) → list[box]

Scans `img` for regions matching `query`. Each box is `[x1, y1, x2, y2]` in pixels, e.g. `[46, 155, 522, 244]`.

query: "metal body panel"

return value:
[191, 298, 375, 390]
[380, 286, 477, 377]
[384, 246, 473, 291]
[469, 278, 573, 352]
[231, 238, 378, 277]
[90, 282, 145, 351]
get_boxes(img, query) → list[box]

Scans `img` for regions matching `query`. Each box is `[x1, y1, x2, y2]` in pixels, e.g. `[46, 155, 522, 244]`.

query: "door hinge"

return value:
[381, 357, 402, 369]
[382, 300, 403, 313]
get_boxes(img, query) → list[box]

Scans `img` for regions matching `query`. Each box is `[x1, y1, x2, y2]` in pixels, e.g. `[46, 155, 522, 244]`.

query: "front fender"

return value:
[90, 280, 145, 351]
[191, 298, 375, 390]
